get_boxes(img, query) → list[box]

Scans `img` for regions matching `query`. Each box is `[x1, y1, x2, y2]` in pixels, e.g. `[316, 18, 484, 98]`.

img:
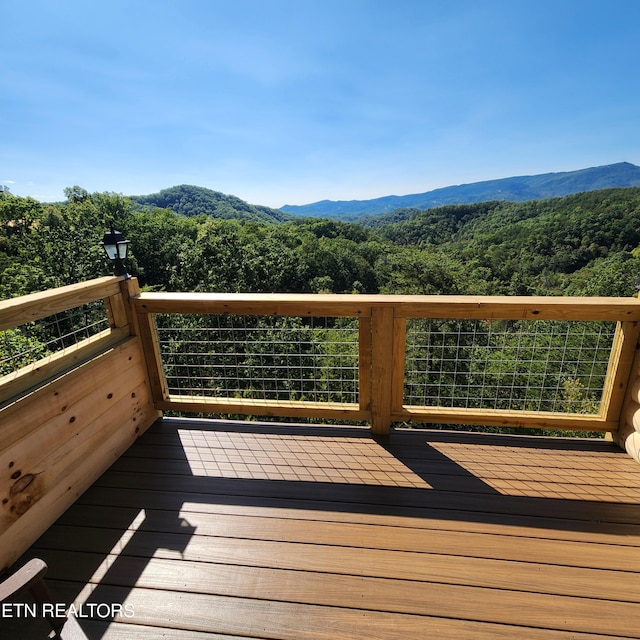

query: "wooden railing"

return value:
[132, 290, 640, 437]
[4, 280, 640, 442]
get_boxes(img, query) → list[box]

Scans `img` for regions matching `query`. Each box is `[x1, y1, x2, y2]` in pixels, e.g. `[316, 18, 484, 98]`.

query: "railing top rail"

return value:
[0, 276, 123, 331]
[134, 292, 640, 321]
[134, 292, 371, 317]
[394, 296, 640, 321]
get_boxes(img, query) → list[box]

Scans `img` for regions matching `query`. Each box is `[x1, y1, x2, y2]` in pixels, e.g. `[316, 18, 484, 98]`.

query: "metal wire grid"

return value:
[0, 300, 109, 376]
[155, 314, 360, 403]
[404, 318, 616, 414]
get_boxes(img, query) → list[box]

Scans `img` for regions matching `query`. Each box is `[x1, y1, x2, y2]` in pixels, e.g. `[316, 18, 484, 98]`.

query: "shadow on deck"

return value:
[5, 418, 640, 639]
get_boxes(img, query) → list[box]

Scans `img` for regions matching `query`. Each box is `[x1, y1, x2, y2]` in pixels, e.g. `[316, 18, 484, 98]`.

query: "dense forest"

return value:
[2, 184, 640, 301]
[3, 184, 639, 433]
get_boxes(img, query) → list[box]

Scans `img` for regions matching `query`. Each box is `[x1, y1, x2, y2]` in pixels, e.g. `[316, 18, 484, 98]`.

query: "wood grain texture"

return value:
[7, 418, 640, 639]
[0, 276, 122, 331]
[395, 405, 615, 431]
[370, 306, 394, 434]
[0, 338, 144, 448]
[0, 337, 158, 571]
[158, 396, 366, 420]
[0, 327, 129, 407]
[602, 321, 640, 423]
[133, 291, 640, 321]
[134, 308, 169, 404]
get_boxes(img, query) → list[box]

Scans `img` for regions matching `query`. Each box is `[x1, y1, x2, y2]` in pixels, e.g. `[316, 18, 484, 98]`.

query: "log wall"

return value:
[613, 346, 640, 464]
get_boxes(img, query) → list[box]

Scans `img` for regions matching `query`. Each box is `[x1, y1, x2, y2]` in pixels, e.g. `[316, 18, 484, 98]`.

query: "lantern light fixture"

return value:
[100, 228, 131, 278]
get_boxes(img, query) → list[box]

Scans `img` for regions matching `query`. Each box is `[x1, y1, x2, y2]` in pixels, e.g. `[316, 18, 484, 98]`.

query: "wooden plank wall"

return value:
[0, 278, 159, 572]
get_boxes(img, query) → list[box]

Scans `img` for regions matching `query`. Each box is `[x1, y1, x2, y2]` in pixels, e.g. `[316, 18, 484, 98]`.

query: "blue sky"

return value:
[2, 0, 640, 208]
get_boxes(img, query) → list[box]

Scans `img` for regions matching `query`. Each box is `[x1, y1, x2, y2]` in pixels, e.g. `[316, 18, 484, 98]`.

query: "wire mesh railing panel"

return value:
[155, 314, 360, 404]
[404, 318, 617, 414]
[0, 300, 110, 376]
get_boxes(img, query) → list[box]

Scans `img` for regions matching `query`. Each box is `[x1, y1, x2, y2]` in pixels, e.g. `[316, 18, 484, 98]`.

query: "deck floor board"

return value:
[5, 417, 640, 639]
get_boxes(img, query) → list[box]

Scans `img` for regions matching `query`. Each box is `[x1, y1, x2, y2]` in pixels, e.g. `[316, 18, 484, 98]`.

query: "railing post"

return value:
[391, 316, 407, 417]
[104, 277, 139, 332]
[370, 306, 394, 435]
[601, 320, 640, 424]
[125, 281, 169, 407]
[358, 316, 372, 416]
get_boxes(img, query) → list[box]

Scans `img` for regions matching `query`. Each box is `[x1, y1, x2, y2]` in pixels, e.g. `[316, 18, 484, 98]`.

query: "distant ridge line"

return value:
[279, 162, 640, 219]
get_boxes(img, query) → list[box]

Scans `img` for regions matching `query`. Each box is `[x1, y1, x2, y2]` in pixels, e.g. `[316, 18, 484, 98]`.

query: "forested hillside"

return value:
[369, 187, 640, 297]
[131, 184, 292, 224]
[1, 185, 640, 302]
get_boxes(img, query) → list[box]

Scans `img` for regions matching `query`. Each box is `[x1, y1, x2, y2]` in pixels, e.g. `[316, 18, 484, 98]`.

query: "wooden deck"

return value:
[5, 417, 640, 639]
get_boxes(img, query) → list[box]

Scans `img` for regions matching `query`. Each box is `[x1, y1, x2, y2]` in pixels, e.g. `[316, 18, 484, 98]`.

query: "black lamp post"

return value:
[100, 228, 131, 278]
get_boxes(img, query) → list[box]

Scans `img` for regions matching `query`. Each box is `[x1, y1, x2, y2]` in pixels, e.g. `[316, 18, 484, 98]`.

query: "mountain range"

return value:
[279, 162, 640, 219]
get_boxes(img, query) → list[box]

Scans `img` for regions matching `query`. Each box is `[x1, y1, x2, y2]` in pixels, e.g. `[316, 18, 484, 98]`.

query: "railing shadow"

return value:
[6, 416, 640, 639]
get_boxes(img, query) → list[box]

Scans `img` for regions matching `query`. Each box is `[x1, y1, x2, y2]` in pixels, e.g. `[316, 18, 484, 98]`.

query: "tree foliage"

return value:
[3, 186, 640, 301]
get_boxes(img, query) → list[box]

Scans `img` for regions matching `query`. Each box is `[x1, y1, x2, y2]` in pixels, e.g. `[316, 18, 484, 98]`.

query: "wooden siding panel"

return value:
[0, 340, 158, 571]
[0, 327, 130, 407]
[0, 338, 144, 449]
